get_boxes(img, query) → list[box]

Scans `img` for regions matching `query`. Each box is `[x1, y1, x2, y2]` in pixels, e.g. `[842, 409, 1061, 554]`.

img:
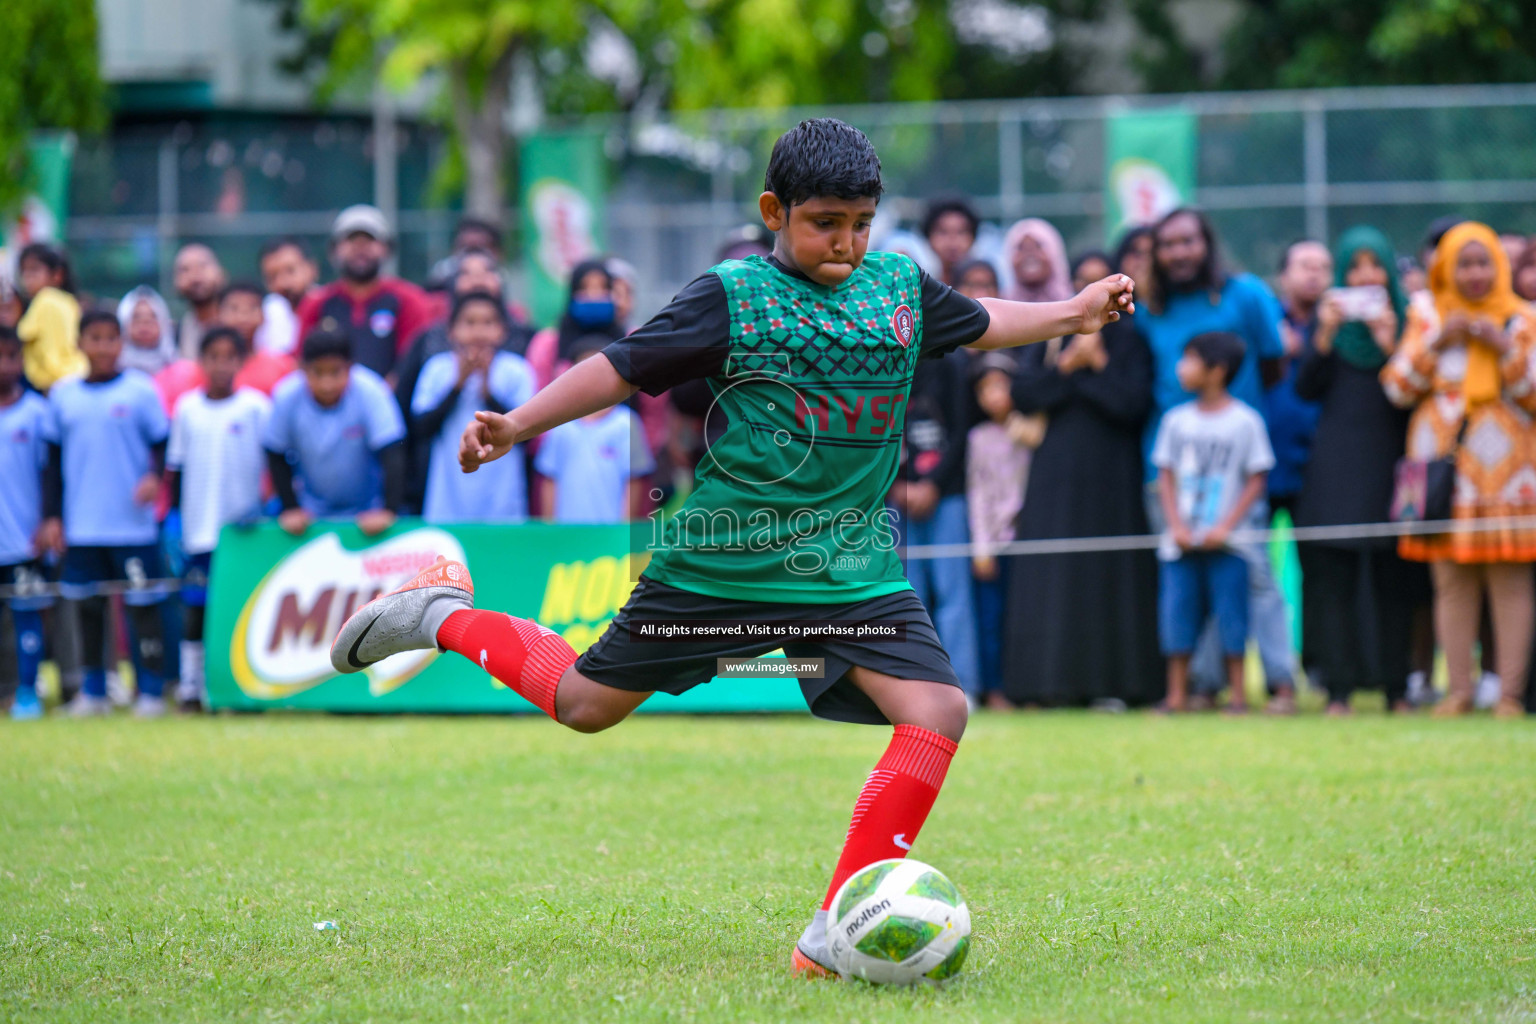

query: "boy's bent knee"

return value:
[555, 696, 623, 734]
[552, 670, 646, 734]
[560, 710, 618, 734]
[926, 685, 969, 743]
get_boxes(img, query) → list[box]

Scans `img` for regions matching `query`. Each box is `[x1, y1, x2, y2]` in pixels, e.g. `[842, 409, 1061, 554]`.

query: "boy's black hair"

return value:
[1070, 249, 1112, 280]
[454, 216, 503, 252]
[0, 324, 19, 350]
[763, 118, 883, 210]
[220, 280, 265, 303]
[200, 325, 249, 357]
[17, 242, 75, 295]
[78, 309, 121, 336]
[450, 289, 507, 326]
[258, 236, 312, 263]
[1184, 331, 1246, 387]
[921, 196, 979, 240]
[301, 329, 352, 364]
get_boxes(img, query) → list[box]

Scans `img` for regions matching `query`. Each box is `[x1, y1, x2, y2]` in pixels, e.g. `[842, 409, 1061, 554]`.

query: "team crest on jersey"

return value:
[891, 304, 915, 347]
[369, 309, 397, 338]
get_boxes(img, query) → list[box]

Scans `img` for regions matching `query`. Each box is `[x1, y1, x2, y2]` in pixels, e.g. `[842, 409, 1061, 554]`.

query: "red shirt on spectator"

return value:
[296, 277, 432, 379]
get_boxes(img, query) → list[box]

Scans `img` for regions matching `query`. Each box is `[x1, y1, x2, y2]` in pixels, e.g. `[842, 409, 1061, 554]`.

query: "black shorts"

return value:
[574, 575, 961, 725]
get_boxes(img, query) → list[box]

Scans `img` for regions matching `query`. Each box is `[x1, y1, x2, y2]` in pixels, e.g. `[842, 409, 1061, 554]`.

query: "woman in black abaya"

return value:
[1001, 317, 1163, 707]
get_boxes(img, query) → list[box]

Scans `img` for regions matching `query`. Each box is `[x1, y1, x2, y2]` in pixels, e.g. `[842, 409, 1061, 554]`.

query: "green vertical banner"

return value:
[1104, 109, 1196, 243]
[520, 130, 606, 327]
[1, 132, 74, 251]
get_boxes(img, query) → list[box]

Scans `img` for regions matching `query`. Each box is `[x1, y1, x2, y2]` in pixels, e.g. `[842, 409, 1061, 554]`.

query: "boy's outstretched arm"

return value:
[970, 275, 1135, 350]
[460, 353, 638, 473]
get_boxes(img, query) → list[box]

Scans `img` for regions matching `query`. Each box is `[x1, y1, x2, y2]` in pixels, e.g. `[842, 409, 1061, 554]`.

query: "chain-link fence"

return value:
[61, 84, 1536, 319]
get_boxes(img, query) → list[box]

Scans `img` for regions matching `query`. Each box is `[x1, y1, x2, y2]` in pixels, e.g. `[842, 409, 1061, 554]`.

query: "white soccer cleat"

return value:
[329, 559, 475, 674]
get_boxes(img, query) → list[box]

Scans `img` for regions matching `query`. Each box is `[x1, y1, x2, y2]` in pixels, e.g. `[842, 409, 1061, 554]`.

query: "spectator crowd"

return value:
[3, 196, 1536, 721]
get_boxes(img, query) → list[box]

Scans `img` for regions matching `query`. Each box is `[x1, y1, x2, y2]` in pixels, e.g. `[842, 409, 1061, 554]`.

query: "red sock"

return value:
[821, 724, 958, 909]
[436, 610, 575, 720]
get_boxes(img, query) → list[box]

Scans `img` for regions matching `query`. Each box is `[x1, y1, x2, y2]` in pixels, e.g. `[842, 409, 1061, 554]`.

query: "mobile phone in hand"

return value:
[1326, 285, 1388, 322]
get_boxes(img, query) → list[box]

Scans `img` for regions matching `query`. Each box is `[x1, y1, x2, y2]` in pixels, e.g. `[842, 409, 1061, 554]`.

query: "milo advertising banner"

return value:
[519, 130, 606, 328]
[1103, 108, 1197, 241]
[205, 521, 807, 714]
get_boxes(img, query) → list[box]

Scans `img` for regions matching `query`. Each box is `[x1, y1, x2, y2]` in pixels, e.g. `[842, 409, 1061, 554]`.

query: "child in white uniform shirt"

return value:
[166, 326, 271, 708]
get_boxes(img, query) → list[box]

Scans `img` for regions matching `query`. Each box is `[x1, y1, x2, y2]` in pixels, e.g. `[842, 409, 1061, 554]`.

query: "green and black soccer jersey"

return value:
[603, 252, 990, 603]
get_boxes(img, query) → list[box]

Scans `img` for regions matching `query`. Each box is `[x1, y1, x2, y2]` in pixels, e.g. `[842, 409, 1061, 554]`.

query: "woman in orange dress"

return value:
[1381, 221, 1536, 717]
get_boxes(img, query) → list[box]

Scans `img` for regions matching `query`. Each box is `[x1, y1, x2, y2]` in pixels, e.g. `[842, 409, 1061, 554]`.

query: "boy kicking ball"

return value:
[330, 118, 1133, 977]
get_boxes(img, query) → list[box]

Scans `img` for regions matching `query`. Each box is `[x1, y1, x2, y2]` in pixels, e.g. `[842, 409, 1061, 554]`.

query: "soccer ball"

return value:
[825, 858, 971, 985]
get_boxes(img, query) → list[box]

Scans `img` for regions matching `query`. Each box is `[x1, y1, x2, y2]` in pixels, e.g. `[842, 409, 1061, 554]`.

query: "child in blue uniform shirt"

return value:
[411, 292, 536, 523]
[0, 327, 56, 719]
[44, 311, 172, 717]
[534, 337, 655, 523]
[263, 330, 407, 537]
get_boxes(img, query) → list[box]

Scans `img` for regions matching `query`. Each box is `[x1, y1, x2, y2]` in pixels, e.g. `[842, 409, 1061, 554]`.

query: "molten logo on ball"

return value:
[826, 858, 971, 985]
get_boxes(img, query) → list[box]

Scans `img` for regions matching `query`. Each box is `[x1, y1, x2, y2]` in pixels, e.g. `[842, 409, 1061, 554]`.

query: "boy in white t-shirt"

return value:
[1151, 331, 1274, 714]
[166, 326, 271, 708]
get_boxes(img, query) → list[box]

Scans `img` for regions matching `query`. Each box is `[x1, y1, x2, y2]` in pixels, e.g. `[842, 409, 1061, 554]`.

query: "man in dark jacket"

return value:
[296, 205, 433, 380]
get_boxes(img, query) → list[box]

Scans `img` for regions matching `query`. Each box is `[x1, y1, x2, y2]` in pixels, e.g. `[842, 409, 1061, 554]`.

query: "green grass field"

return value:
[4, 710, 1535, 1023]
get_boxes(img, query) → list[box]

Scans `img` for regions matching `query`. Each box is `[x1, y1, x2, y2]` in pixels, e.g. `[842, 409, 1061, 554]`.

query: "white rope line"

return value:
[903, 514, 1536, 560]
[4, 515, 1535, 597]
[0, 578, 181, 599]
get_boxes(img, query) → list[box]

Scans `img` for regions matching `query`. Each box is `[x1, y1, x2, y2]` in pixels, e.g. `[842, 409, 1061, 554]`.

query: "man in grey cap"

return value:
[295, 204, 433, 380]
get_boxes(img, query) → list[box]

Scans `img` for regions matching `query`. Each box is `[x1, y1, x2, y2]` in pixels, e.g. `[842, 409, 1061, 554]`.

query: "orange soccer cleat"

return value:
[329, 558, 475, 673]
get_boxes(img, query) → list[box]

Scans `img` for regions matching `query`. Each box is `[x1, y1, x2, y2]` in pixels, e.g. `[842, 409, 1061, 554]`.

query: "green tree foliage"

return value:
[1132, 0, 1536, 92]
[266, 0, 1536, 216]
[272, 0, 1111, 214]
[0, 0, 105, 217]
[288, 0, 594, 216]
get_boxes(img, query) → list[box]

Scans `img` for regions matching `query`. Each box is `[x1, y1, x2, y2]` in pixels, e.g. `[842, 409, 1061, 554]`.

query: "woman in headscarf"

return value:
[1294, 226, 1425, 714]
[524, 258, 627, 392]
[1382, 221, 1536, 717]
[115, 286, 178, 377]
[1001, 218, 1072, 303]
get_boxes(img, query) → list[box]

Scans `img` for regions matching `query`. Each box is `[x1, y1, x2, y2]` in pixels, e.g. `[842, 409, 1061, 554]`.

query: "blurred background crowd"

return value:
[6, 195, 1536, 721]
[6, 0, 1536, 720]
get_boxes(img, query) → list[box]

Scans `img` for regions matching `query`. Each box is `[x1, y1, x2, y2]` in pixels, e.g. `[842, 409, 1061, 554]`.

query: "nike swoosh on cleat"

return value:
[893, 833, 913, 850]
[346, 617, 380, 670]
